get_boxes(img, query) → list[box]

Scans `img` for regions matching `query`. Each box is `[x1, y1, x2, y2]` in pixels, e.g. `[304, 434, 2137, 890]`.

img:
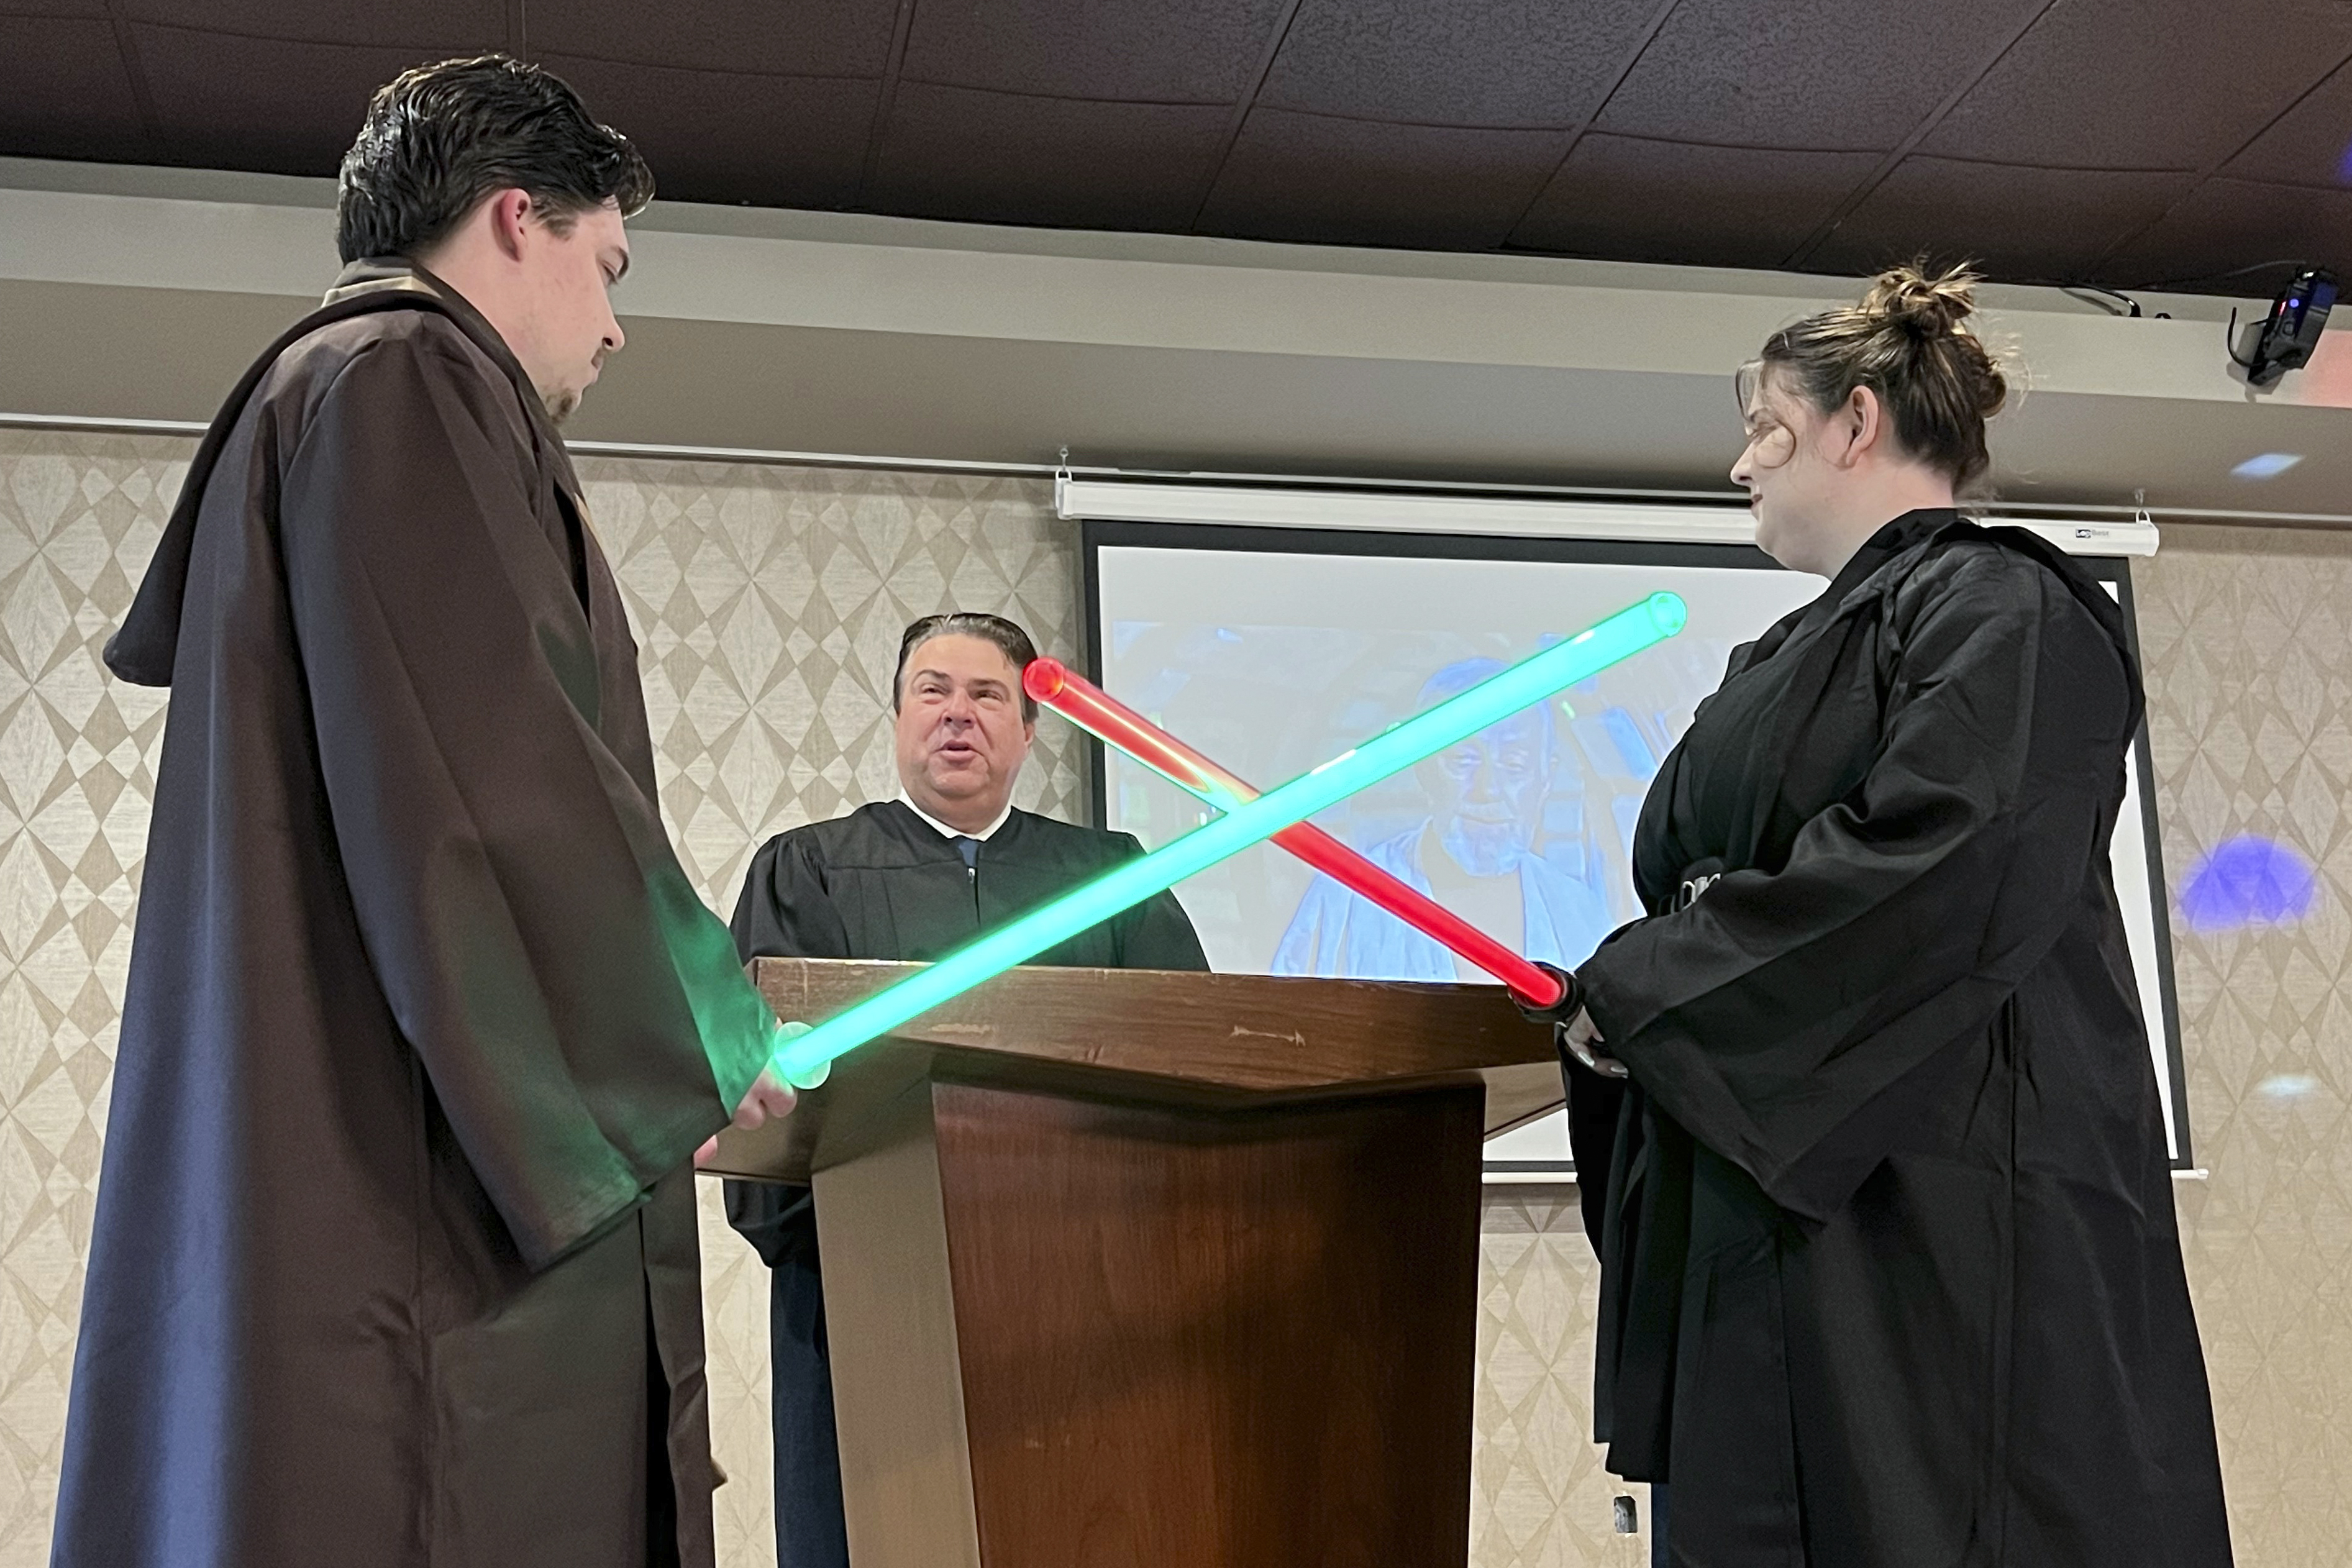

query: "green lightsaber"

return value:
[770, 592, 1686, 1084]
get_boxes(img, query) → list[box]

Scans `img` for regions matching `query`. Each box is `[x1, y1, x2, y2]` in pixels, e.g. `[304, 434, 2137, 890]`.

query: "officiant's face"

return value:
[895, 634, 1036, 827]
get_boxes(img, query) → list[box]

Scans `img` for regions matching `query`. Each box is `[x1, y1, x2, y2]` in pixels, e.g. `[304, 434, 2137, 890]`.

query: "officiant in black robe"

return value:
[726, 613, 1206, 1568]
[1551, 267, 2230, 1566]
[53, 61, 791, 1568]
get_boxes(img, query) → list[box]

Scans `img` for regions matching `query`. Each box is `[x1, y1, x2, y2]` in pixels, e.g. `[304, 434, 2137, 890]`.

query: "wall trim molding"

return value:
[9, 414, 2348, 529]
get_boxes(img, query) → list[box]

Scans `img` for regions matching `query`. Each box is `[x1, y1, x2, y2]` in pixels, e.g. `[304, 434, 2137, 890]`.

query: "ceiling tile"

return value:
[2102, 178, 2352, 291]
[0, 0, 2336, 296]
[1256, 0, 1664, 128]
[869, 84, 1230, 230]
[1198, 108, 1562, 248]
[1597, 0, 2046, 152]
[1511, 134, 1874, 268]
[0, 18, 151, 163]
[899, 0, 1289, 102]
[130, 25, 429, 173]
[120, 0, 498, 51]
[2225, 58, 2352, 188]
[537, 57, 875, 210]
[1925, 0, 2352, 171]
[531, 0, 897, 79]
[1810, 157, 2195, 282]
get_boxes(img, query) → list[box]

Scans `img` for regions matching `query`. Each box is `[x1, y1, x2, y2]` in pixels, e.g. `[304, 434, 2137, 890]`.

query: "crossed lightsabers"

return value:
[1023, 657, 1566, 1007]
[765, 594, 1685, 1088]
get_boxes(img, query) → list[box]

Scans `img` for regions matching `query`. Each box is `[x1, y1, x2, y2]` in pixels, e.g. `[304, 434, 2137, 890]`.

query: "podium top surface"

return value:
[701, 957, 1563, 1184]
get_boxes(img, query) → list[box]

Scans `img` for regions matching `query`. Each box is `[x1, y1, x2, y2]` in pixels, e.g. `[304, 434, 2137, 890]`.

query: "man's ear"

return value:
[487, 188, 533, 262]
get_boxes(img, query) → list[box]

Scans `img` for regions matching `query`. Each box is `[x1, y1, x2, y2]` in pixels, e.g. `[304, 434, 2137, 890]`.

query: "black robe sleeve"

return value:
[1108, 831, 1212, 971]
[278, 331, 778, 1269]
[729, 832, 854, 964]
[1579, 549, 2136, 1223]
[722, 833, 847, 1265]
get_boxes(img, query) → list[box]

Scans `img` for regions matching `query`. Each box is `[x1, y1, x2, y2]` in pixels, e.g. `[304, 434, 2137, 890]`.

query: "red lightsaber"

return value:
[1024, 657, 1566, 1009]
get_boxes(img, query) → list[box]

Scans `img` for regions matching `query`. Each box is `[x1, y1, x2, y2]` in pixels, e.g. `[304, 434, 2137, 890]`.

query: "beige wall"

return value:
[0, 429, 2344, 1566]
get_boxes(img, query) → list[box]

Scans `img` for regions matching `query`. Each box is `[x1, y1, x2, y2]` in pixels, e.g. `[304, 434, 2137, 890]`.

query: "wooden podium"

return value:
[701, 957, 1563, 1568]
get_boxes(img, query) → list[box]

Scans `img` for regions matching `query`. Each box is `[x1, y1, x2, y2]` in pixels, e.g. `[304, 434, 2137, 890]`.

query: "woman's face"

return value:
[1731, 370, 1845, 577]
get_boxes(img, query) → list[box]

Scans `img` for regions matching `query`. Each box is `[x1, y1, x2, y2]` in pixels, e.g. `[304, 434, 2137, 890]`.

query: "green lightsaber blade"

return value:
[771, 591, 1685, 1083]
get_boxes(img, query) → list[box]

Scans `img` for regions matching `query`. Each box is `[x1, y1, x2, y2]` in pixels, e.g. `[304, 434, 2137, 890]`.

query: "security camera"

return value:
[2230, 267, 2336, 387]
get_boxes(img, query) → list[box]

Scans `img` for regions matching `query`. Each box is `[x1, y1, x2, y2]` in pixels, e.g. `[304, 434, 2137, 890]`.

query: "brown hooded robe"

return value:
[52, 262, 776, 1568]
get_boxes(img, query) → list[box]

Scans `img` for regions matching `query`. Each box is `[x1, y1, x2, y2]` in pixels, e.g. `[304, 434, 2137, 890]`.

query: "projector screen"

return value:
[1085, 519, 2192, 1178]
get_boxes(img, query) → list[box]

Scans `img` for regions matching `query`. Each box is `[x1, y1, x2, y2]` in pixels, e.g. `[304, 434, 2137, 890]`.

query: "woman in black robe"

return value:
[1543, 265, 2232, 1566]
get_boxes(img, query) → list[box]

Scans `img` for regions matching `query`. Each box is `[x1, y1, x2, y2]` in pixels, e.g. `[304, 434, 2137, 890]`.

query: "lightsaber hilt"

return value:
[1024, 657, 1566, 1010]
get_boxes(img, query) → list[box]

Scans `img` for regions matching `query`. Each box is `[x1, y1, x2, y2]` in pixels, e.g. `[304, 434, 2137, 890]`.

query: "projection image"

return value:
[1098, 549, 1809, 973]
[1090, 526, 2189, 1175]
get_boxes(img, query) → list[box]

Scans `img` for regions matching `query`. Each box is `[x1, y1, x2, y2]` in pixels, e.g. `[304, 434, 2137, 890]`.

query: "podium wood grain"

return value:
[702, 960, 1562, 1186]
[709, 959, 1559, 1568]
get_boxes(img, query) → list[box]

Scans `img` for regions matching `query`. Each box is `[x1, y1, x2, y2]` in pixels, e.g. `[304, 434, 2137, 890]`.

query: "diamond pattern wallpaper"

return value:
[0, 426, 2344, 1567]
[2135, 524, 2352, 1568]
[572, 454, 1092, 1563]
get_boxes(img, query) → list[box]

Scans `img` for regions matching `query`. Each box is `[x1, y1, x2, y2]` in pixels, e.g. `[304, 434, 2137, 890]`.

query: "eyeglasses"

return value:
[1742, 421, 1797, 470]
[1733, 359, 1797, 471]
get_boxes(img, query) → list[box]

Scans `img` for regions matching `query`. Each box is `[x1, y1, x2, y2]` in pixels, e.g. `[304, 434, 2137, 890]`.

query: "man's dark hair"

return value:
[895, 613, 1041, 722]
[335, 55, 654, 263]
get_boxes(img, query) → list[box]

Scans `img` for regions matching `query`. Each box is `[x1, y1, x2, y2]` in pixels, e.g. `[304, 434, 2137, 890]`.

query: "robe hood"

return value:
[104, 260, 537, 687]
[1882, 508, 2148, 739]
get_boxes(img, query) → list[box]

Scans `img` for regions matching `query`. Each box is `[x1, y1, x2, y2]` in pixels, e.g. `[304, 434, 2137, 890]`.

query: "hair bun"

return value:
[1751, 257, 2007, 492]
[1862, 261, 1979, 337]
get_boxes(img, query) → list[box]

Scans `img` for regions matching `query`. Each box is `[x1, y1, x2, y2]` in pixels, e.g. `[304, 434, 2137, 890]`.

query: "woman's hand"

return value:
[1563, 1008, 1628, 1079]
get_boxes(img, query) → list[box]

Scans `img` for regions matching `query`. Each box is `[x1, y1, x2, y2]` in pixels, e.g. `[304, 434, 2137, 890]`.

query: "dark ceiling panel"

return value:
[1811, 158, 2194, 281]
[1255, 0, 1662, 127]
[2102, 177, 2352, 291]
[131, 26, 443, 171]
[1511, 135, 1875, 268]
[1198, 108, 1561, 248]
[898, 0, 1288, 101]
[2223, 58, 2352, 187]
[869, 84, 1230, 230]
[0, 18, 152, 163]
[530, 0, 896, 79]
[1597, 0, 2048, 151]
[2, 0, 2348, 297]
[537, 57, 876, 210]
[120, 0, 496, 50]
[1924, 0, 2352, 171]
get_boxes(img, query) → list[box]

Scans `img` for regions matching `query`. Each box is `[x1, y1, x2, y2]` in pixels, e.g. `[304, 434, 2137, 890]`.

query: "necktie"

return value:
[954, 836, 979, 870]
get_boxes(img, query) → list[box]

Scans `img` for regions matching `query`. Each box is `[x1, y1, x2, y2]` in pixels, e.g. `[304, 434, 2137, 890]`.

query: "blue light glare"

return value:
[2177, 836, 2318, 932]
[2231, 452, 2305, 480]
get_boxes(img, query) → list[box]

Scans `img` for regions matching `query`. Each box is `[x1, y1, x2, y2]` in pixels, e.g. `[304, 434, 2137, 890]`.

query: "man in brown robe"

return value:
[52, 56, 791, 1568]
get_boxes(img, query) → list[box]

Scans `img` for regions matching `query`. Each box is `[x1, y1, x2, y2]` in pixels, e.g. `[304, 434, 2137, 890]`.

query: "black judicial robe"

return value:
[725, 800, 1207, 1568]
[53, 262, 777, 1568]
[1572, 511, 2231, 1566]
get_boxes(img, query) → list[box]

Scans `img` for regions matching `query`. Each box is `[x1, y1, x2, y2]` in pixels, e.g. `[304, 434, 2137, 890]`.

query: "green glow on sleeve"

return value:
[772, 592, 1684, 1082]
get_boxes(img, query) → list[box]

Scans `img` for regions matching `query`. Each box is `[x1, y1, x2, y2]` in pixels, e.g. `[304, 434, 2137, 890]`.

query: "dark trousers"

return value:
[1651, 1482, 1671, 1566]
[769, 1242, 849, 1568]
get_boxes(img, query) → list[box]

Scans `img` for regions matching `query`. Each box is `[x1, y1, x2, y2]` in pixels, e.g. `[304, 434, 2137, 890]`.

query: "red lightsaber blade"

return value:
[1023, 657, 1566, 1010]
